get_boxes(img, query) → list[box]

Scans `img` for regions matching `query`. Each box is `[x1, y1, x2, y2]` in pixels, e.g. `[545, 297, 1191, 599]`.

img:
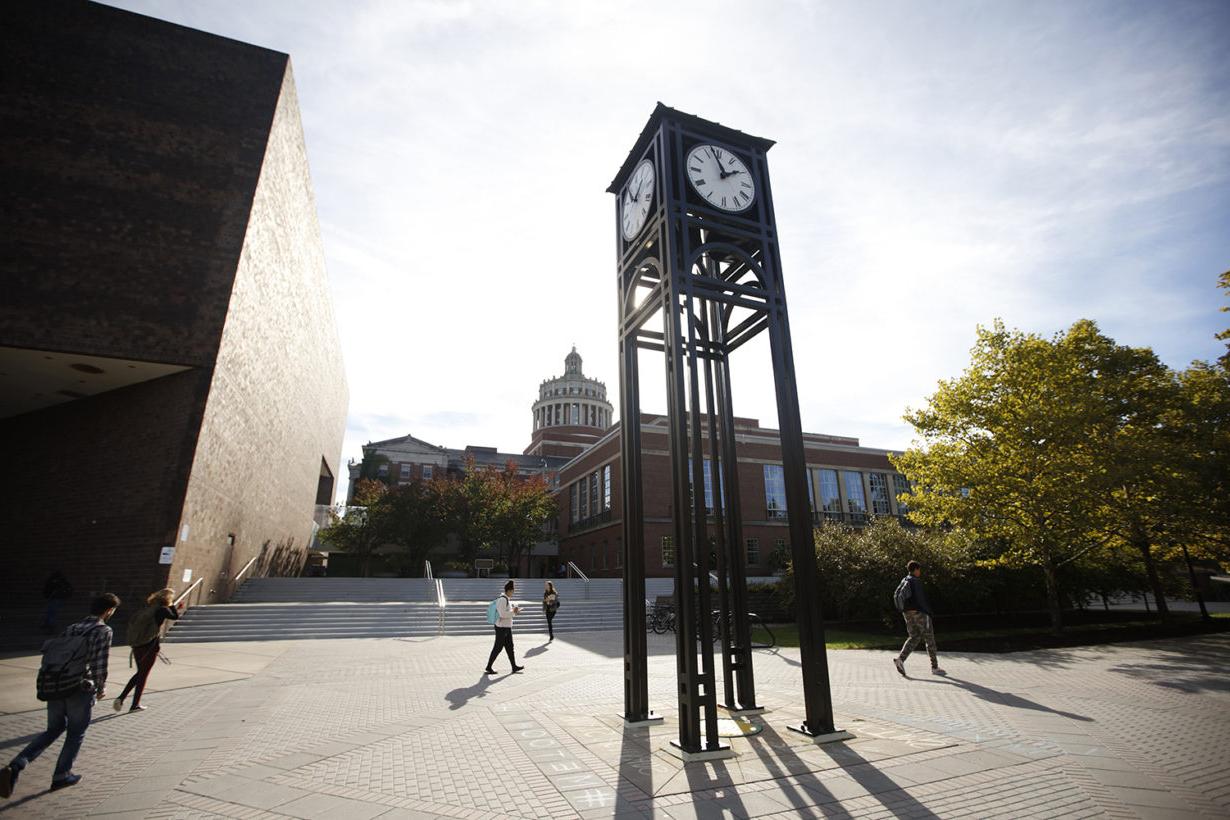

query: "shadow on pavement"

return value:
[523, 642, 551, 659]
[1106, 635, 1230, 694]
[923, 675, 1093, 721]
[445, 673, 502, 711]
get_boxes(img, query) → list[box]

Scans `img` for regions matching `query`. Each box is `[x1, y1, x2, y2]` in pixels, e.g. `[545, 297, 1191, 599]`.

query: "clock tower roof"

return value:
[607, 102, 775, 194]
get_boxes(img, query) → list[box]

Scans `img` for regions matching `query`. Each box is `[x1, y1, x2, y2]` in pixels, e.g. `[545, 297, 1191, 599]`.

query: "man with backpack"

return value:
[1, 593, 120, 798]
[484, 580, 524, 675]
[893, 561, 945, 677]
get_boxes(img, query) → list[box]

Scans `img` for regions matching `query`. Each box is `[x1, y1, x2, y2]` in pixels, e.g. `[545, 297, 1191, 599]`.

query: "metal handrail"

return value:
[565, 560, 591, 599]
[424, 560, 433, 580]
[435, 579, 446, 636]
[173, 577, 204, 608]
[232, 555, 259, 586]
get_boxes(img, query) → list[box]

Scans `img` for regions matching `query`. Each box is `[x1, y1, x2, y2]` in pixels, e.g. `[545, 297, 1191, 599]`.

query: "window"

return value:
[763, 464, 787, 518]
[589, 470, 600, 518]
[774, 538, 787, 563]
[579, 475, 589, 520]
[570, 483, 579, 524]
[602, 464, 612, 511]
[842, 471, 867, 517]
[806, 470, 814, 511]
[702, 459, 715, 512]
[816, 469, 841, 516]
[400, 464, 411, 479]
[377, 464, 388, 477]
[661, 536, 675, 568]
[745, 538, 760, 566]
[892, 474, 911, 514]
[868, 473, 892, 516]
[422, 465, 433, 480]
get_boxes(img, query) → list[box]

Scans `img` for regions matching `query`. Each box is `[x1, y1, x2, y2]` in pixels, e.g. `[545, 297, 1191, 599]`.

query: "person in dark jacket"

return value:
[1, 593, 119, 797]
[542, 581, 560, 641]
[894, 561, 945, 677]
[113, 588, 181, 712]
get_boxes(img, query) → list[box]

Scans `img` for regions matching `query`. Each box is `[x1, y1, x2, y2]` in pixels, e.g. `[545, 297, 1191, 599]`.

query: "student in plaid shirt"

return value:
[1, 593, 119, 797]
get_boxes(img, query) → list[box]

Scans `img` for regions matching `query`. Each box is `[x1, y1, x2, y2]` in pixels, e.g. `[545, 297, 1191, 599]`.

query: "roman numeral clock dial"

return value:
[685, 143, 754, 212]
[621, 158, 656, 240]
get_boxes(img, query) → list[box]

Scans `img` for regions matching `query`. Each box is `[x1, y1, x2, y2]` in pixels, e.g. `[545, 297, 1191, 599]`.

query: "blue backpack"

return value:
[486, 596, 503, 625]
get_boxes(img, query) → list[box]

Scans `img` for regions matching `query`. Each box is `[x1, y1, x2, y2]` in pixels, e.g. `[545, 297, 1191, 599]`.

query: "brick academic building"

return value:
[0, 1, 348, 617]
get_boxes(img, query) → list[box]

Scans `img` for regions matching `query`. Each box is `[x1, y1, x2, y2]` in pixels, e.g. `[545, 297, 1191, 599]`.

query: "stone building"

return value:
[551, 414, 909, 578]
[525, 347, 615, 459]
[0, 1, 348, 618]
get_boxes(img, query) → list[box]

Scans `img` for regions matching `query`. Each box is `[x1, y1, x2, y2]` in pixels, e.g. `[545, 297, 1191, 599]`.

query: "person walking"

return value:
[893, 561, 945, 677]
[543, 581, 560, 641]
[114, 588, 182, 713]
[485, 580, 524, 674]
[1, 593, 120, 797]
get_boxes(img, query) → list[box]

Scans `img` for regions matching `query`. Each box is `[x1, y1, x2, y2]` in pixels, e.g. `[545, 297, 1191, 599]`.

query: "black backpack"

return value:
[892, 576, 913, 613]
[36, 624, 103, 701]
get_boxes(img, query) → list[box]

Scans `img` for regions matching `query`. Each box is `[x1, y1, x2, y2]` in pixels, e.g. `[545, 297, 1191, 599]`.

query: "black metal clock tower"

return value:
[609, 104, 843, 755]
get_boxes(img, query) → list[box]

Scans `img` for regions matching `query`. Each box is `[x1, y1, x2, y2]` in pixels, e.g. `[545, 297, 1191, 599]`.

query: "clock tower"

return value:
[609, 104, 845, 756]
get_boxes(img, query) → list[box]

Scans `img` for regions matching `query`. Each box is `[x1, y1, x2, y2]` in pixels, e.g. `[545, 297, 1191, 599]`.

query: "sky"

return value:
[108, 0, 1230, 501]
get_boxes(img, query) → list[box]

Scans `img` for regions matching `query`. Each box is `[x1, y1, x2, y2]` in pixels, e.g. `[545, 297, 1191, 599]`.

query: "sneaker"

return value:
[113, 697, 124, 712]
[129, 704, 147, 712]
[893, 658, 907, 677]
[0, 765, 17, 799]
[511, 665, 525, 673]
[931, 667, 947, 676]
[484, 668, 496, 675]
[50, 774, 81, 791]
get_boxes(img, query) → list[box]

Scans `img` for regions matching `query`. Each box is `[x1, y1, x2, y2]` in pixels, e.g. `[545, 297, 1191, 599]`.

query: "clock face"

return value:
[621, 158, 655, 240]
[685, 143, 754, 212]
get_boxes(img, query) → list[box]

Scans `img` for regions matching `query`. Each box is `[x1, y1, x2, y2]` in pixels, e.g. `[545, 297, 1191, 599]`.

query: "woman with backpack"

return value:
[542, 581, 560, 641]
[113, 588, 182, 712]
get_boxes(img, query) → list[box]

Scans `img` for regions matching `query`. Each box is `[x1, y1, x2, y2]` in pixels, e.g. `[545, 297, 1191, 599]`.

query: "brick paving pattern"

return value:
[0, 631, 1225, 818]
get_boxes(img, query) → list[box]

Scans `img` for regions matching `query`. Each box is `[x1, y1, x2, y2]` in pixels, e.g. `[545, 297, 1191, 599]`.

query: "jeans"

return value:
[11, 691, 94, 781]
[486, 626, 516, 669]
[545, 611, 555, 639]
[898, 610, 938, 667]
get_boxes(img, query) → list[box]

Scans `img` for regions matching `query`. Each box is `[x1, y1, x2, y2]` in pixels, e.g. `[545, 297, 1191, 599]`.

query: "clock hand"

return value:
[710, 147, 729, 179]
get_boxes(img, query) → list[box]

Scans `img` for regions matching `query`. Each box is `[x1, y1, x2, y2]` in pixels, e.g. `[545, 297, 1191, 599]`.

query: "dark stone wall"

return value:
[0, 0, 287, 364]
[0, 370, 210, 611]
[0, 3, 347, 623]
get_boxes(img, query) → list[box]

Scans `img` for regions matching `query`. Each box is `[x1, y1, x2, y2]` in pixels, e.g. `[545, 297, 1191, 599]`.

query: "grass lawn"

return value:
[759, 611, 1229, 653]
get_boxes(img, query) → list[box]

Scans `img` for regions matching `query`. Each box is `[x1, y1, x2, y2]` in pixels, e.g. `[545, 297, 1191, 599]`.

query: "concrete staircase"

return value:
[165, 577, 679, 643]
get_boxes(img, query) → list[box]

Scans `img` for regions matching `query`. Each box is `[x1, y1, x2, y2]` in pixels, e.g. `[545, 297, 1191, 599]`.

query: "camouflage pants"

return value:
[899, 610, 938, 667]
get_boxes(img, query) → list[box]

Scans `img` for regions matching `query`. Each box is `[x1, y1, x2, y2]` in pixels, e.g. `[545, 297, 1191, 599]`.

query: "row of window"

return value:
[545, 385, 603, 398]
[568, 464, 613, 526]
[376, 463, 434, 480]
[764, 465, 909, 518]
[536, 402, 610, 429]
[659, 535, 776, 567]
[576, 538, 623, 572]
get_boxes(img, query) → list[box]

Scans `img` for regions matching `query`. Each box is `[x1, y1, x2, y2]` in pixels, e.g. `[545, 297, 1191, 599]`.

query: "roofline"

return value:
[607, 102, 776, 194]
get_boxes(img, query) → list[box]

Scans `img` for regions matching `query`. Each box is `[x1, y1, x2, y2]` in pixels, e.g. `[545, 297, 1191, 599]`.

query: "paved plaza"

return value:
[0, 629, 1226, 819]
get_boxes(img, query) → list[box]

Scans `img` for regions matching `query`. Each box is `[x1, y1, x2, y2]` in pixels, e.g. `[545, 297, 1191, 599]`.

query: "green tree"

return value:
[488, 465, 556, 575]
[1216, 270, 1229, 371]
[381, 479, 450, 576]
[438, 458, 500, 567]
[318, 479, 389, 577]
[892, 320, 1119, 634]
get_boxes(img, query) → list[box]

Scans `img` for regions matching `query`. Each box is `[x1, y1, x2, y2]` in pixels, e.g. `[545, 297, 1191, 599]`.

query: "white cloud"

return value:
[108, 0, 1230, 497]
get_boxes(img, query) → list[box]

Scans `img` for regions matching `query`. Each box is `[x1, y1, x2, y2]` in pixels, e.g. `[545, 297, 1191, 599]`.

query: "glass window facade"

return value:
[892, 474, 911, 514]
[589, 470, 600, 518]
[869, 472, 892, 516]
[763, 464, 787, 517]
[816, 469, 841, 516]
[570, 483, 579, 524]
[422, 465, 433, 480]
[745, 538, 760, 566]
[661, 536, 675, 568]
[843, 471, 867, 517]
[602, 464, 612, 511]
